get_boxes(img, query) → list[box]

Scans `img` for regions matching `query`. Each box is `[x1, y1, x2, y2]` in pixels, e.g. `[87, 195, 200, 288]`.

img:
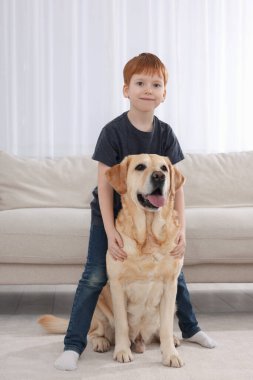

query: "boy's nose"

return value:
[145, 88, 152, 95]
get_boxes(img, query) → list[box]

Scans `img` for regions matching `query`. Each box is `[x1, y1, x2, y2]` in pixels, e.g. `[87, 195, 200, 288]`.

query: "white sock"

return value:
[184, 331, 217, 349]
[54, 350, 80, 371]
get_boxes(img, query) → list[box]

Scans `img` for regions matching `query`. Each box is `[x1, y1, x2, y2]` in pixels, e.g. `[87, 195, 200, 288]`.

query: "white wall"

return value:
[1, 0, 253, 157]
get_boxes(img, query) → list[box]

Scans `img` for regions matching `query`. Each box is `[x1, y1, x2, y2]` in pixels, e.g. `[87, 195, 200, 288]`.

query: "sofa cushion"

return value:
[0, 208, 91, 264]
[1, 207, 252, 267]
[185, 207, 253, 265]
[177, 151, 253, 207]
[0, 151, 97, 211]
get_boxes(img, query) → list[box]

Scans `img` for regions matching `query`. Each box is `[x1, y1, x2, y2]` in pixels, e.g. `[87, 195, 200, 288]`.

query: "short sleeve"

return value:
[163, 127, 184, 164]
[92, 127, 119, 167]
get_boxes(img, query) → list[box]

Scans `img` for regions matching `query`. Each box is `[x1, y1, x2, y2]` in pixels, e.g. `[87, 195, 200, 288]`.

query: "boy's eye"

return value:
[154, 83, 162, 88]
[136, 81, 143, 86]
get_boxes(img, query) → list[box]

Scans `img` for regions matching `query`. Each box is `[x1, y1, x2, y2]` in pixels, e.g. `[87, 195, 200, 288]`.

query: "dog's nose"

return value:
[151, 171, 165, 183]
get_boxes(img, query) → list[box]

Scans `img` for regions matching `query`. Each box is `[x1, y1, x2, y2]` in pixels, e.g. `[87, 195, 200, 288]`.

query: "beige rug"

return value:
[1, 330, 253, 380]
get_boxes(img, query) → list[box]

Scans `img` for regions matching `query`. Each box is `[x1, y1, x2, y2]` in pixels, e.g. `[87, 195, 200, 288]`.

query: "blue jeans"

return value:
[64, 224, 200, 355]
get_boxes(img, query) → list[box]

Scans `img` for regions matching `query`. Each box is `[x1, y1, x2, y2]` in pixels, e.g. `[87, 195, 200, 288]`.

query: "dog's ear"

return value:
[165, 157, 185, 195]
[105, 156, 129, 194]
[173, 166, 185, 191]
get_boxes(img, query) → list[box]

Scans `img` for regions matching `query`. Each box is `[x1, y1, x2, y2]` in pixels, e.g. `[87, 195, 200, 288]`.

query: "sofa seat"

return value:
[185, 207, 253, 266]
[0, 208, 91, 265]
[1, 150, 253, 284]
[2, 206, 253, 267]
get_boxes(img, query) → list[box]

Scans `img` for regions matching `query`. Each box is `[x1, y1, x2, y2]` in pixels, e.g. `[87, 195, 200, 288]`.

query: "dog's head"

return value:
[106, 154, 185, 212]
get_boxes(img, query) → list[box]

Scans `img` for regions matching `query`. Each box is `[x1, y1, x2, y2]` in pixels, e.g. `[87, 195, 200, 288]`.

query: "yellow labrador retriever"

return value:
[38, 154, 185, 367]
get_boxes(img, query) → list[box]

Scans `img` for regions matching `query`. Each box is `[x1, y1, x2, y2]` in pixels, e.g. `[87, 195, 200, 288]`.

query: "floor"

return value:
[1, 282, 253, 341]
[1, 283, 253, 380]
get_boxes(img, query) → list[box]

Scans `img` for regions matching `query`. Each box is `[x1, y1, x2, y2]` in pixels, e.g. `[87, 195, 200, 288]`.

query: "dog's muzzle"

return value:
[137, 171, 166, 209]
[151, 170, 165, 185]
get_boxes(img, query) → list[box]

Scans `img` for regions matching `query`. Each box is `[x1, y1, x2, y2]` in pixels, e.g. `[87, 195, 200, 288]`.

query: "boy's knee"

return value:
[81, 265, 107, 289]
[87, 275, 107, 289]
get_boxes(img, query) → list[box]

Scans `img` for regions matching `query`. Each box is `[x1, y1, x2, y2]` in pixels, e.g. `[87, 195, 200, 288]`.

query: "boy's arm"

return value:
[98, 162, 127, 261]
[170, 186, 186, 259]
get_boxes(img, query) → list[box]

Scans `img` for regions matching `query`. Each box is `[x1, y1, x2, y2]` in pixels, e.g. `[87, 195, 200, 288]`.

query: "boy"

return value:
[55, 53, 216, 371]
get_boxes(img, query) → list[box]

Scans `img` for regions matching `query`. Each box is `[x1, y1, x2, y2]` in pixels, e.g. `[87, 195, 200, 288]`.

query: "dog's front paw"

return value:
[113, 348, 133, 363]
[91, 337, 111, 352]
[162, 352, 184, 368]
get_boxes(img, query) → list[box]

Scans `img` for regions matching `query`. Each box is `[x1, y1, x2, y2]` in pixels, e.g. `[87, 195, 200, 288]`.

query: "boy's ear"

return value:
[105, 157, 129, 194]
[162, 88, 167, 102]
[123, 84, 129, 98]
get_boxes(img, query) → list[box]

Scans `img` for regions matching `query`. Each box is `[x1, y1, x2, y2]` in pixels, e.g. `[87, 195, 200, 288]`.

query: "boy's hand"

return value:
[170, 230, 186, 259]
[107, 229, 128, 262]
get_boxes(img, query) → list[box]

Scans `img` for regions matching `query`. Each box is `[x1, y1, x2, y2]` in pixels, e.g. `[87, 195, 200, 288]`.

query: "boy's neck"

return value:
[127, 109, 154, 132]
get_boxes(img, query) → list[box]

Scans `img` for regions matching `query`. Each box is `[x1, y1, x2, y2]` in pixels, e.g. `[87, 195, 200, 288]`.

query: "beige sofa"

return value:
[0, 150, 253, 284]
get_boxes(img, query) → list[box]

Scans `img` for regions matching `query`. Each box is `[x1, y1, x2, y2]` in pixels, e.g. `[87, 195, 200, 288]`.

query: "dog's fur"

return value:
[38, 154, 185, 367]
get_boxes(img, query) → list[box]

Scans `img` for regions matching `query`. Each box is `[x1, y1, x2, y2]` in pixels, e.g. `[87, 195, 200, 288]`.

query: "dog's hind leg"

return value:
[89, 318, 111, 353]
[131, 333, 146, 353]
[173, 335, 181, 347]
[91, 336, 111, 353]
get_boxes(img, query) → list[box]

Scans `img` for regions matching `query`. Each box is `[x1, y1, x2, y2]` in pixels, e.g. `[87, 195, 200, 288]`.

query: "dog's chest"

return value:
[120, 254, 180, 285]
[124, 280, 164, 312]
[119, 232, 179, 282]
[122, 279, 166, 343]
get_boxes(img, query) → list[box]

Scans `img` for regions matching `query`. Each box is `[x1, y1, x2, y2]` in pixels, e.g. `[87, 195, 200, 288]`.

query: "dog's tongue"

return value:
[146, 195, 165, 208]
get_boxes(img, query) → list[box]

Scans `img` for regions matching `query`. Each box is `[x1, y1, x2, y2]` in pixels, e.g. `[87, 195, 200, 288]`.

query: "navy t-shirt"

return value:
[91, 111, 184, 224]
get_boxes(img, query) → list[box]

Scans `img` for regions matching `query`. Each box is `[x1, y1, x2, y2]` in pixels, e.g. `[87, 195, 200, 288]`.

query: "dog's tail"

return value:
[37, 314, 68, 334]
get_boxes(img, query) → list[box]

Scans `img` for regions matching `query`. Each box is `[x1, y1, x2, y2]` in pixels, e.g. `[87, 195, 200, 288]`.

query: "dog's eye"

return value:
[135, 164, 146, 171]
[161, 165, 168, 172]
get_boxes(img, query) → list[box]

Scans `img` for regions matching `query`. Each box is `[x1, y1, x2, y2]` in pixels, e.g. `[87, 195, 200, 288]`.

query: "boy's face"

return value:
[123, 72, 166, 113]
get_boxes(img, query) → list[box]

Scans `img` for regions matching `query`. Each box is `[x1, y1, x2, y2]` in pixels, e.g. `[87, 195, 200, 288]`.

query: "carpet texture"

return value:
[1, 330, 253, 380]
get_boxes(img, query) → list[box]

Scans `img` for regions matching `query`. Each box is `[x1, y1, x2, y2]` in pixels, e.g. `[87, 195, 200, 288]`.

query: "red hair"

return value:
[123, 53, 168, 86]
